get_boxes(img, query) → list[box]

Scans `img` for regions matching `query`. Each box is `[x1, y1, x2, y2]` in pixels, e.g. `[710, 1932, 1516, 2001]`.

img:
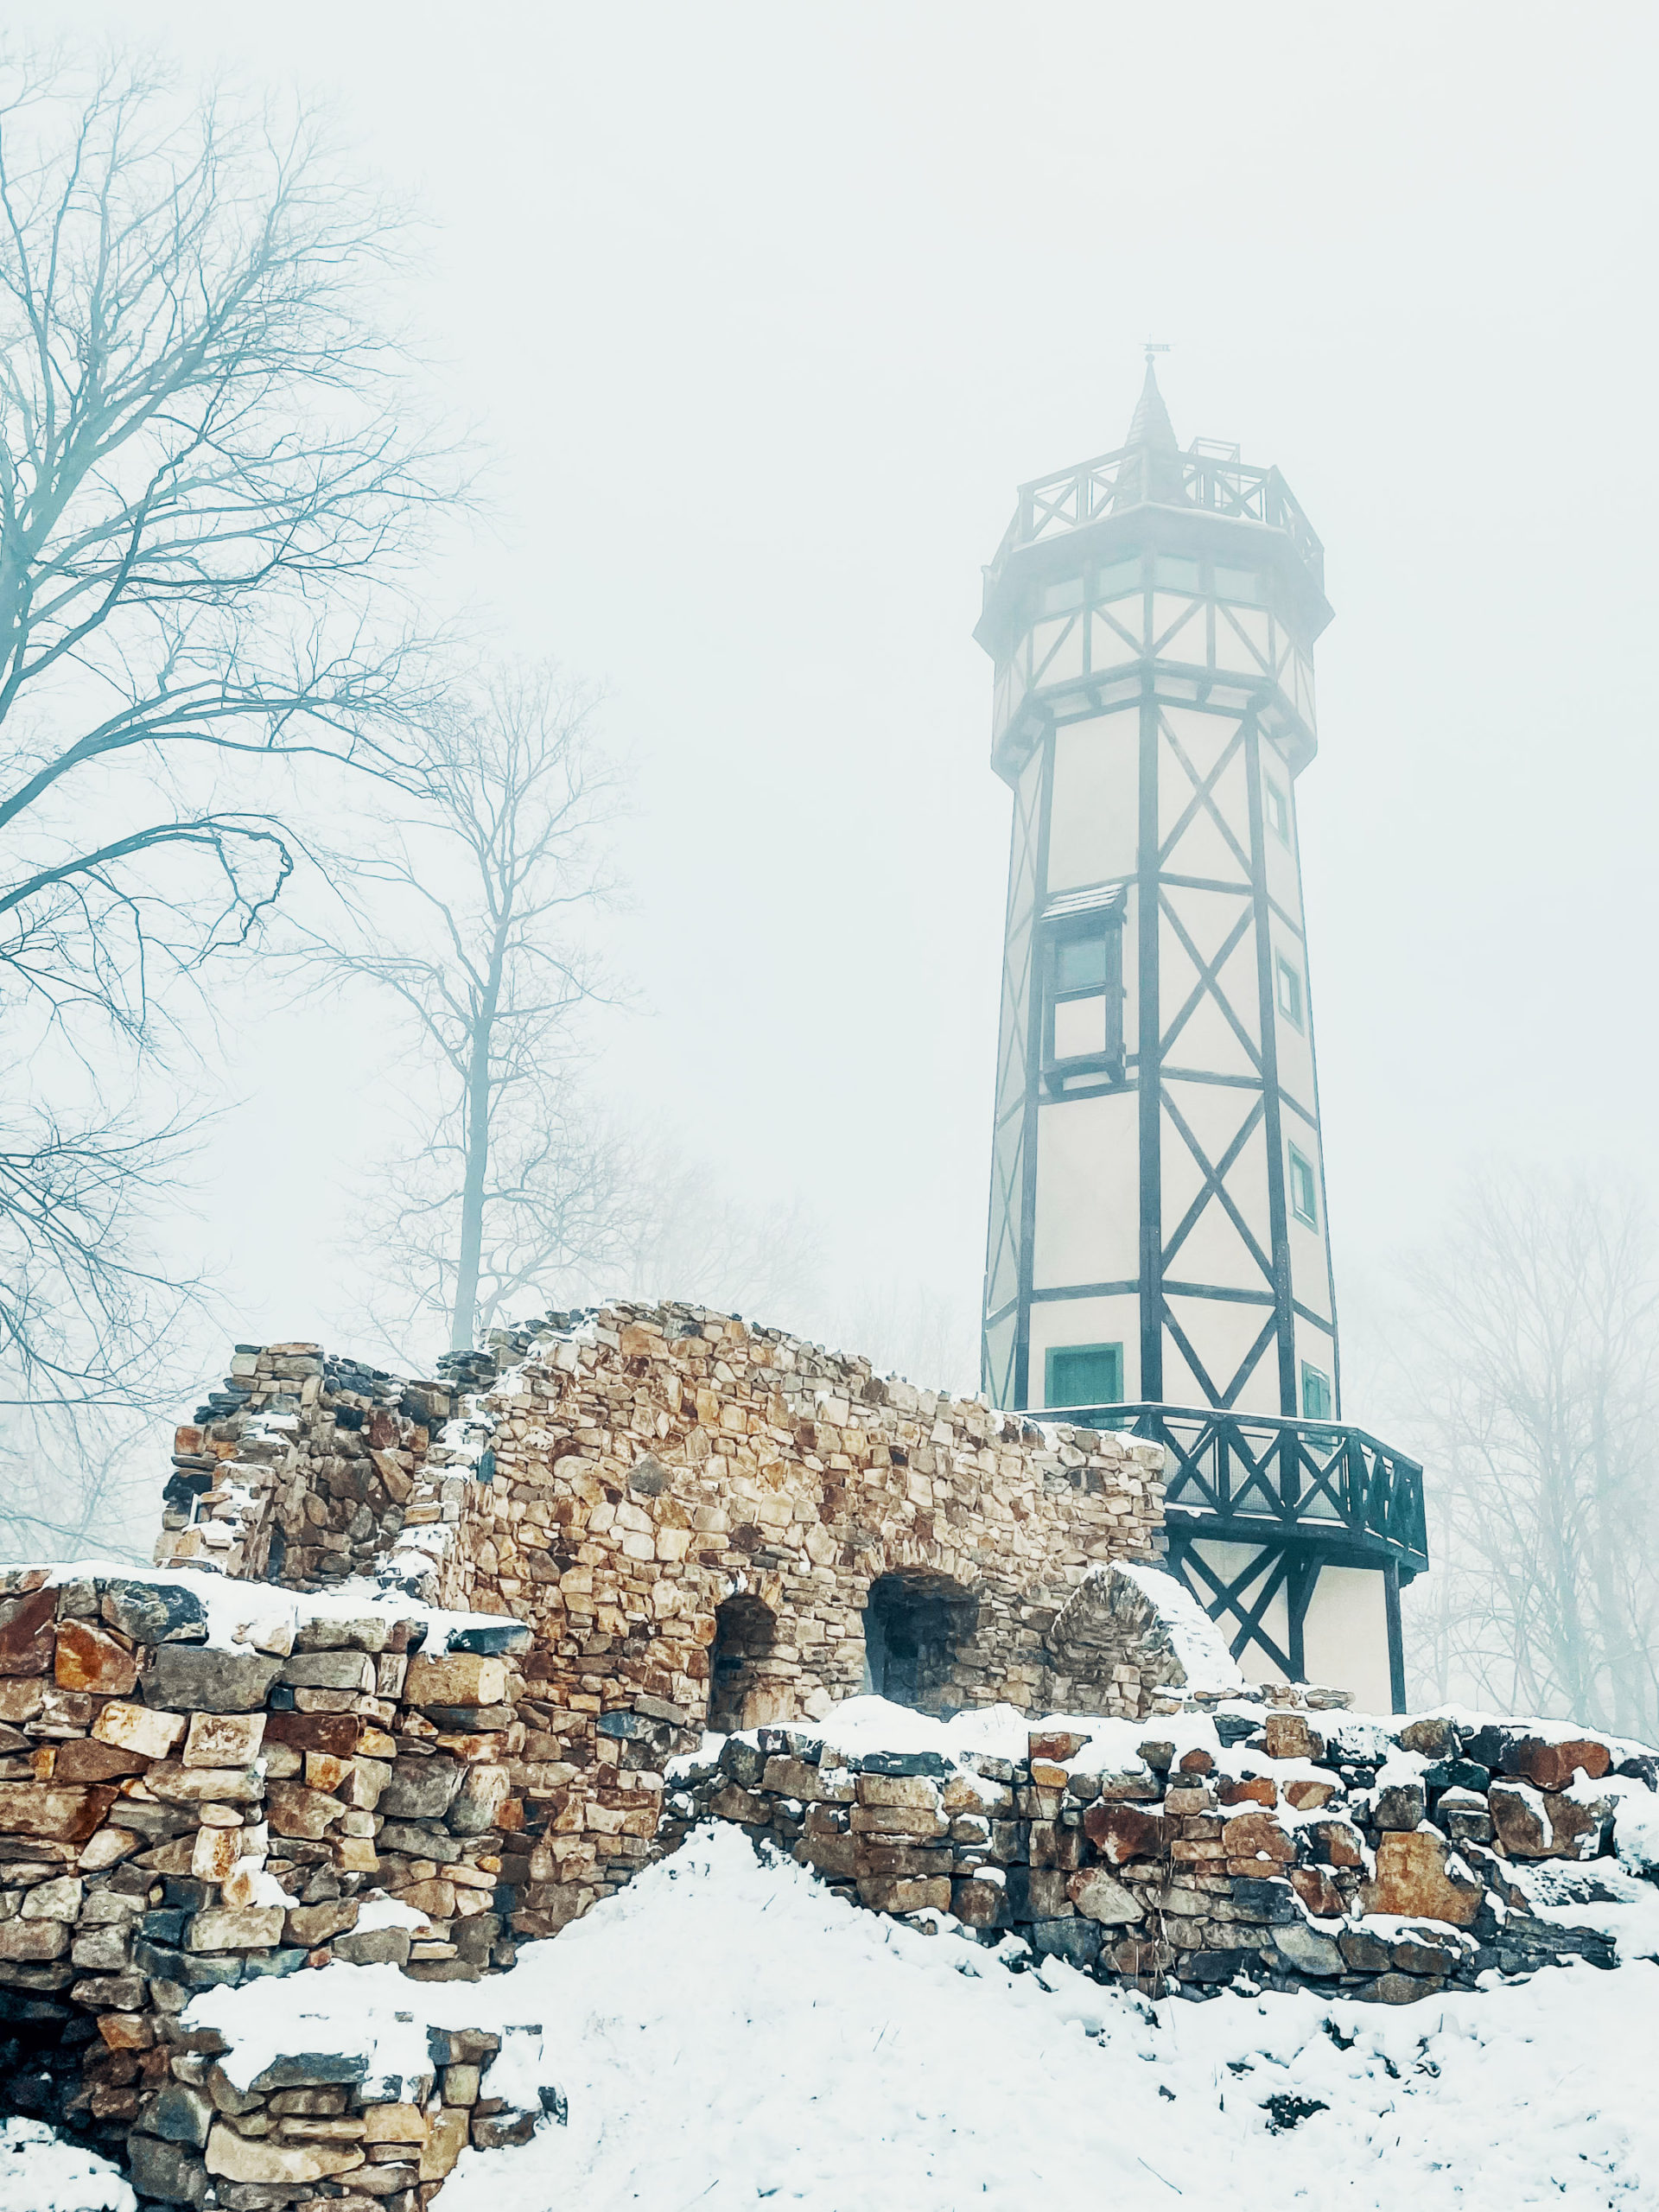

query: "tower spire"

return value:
[1125, 344, 1179, 451]
[1116, 345, 1182, 505]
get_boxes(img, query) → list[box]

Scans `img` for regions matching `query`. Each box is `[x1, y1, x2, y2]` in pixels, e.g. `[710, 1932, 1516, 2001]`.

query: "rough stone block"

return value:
[146, 2080, 217, 2148]
[0, 1783, 117, 1841]
[93, 1700, 186, 1759]
[855, 1874, 950, 1913]
[1067, 1867, 1145, 1925]
[188, 1906, 286, 1952]
[378, 1757, 464, 1822]
[205, 2121, 365, 2183]
[128, 2128, 208, 2206]
[144, 1647, 283, 1714]
[1361, 1830, 1483, 1925]
[405, 1654, 507, 1708]
[1028, 1916, 1102, 1967]
[1501, 1735, 1611, 1792]
[54, 1620, 138, 1695]
[1272, 1922, 1344, 1976]
[184, 1712, 267, 1767]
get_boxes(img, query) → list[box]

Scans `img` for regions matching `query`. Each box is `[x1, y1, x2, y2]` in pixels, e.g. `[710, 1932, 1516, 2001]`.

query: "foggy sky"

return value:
[18, 3, 1659, 1396]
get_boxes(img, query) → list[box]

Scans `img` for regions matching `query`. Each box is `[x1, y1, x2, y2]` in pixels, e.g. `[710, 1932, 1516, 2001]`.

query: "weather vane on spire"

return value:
[1144, 340, 1172, 367]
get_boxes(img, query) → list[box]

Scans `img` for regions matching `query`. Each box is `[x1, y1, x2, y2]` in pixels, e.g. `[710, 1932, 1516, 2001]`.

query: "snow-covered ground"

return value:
[203, 1821, 1659, 2210]
[0, 2119, 133, 2212]
[10, 1818, 1658, 2209]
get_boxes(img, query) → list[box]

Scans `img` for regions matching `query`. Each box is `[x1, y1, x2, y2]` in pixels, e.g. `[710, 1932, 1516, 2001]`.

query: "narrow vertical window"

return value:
[1274, 952, 1304, 1031]
[1287, 1143, 1319, 1228]
[1041, 899, 1126, 1093]
[1263, 775, 1291, 845]
[1301, 1363, 1333, 1421]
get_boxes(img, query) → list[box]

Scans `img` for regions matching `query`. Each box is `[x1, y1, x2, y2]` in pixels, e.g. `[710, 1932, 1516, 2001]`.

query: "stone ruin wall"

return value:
[671, 1700, 1655, 2005]
[0, 1567, 546, 2209]
[155, 1303, 1173, 1930]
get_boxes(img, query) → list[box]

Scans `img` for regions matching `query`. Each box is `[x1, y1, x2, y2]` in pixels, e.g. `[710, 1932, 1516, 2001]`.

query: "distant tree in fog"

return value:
[0, 48, 453, 1437]
[1397, 1167, 1659, 1738]
[302, 660, 626, 1353]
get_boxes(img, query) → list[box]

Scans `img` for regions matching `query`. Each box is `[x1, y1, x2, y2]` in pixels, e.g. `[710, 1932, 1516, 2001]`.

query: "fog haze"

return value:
[20, 3, 1656, 1396]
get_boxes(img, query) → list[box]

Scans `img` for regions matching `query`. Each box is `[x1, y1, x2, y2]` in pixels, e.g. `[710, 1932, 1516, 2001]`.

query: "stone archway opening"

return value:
[861, 1571, 979, 1713]
[708, 1592, 779, 1733]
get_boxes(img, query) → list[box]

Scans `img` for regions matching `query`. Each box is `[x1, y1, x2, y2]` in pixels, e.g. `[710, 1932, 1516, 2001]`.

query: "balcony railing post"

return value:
[1279, 1421, 1300, 1516]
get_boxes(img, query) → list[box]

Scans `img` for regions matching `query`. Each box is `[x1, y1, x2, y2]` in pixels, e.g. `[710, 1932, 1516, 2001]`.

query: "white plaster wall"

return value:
[1163, 1291, 1276, 1407]
[1046, 711, 1138, 892]
[1188, 1539, 1289, 1684]
[1032, 1090, 1139, 1290]
[1302, 1567, 1393, 1713]
[1028, 1294, 1142, 1405]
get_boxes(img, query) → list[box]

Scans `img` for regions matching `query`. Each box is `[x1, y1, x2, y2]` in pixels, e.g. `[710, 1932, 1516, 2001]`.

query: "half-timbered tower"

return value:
[976, 360, 1426, 1711]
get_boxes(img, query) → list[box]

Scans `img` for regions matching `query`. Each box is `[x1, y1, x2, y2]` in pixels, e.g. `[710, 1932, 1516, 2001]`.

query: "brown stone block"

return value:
[1501, 1735, 1611, 1792]
[952, 1875, 1008, 1927]
[0, 1588, 57, 1676]
[93, 1702, 185, 1759]
[1262, 1713, 1322, 1762]
[1361, 1830, 1483, 1925]
[265, 1781, 345, 1839]
[264, 1711, 365, 1758]
[854, 1774, 940, 1811]
[1288, 1865, 1346, 1918]
[1306, 1817, 1365, 1869]
[792, 1835, 858, 1878]
[1217, 1776, 1277, 1808]
[855, 1874, 950, 1914]
[848, 1805, 948, 1839]
[0, 1783, 117, 1841]
[1082, 1802, 1166, 1865]
[185, 1713, 267, 1768]
[1028, 1729, 1090, 1763]
[54, 1622, 137, 1696]
[54, 1738, 148, 1784]
[1220, 1810, 1294, 1865]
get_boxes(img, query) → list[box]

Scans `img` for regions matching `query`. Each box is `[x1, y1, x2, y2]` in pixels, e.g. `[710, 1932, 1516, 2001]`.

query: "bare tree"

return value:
[0, 48, 454, 1417]
[1395, 1166, 1659, 1738]
[306, 661, 624, 1353]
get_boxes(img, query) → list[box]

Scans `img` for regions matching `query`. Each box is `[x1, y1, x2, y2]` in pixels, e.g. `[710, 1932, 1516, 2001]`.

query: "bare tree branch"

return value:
[1395, 1166, 1659, 1738]
[0, 45, 460, 1422]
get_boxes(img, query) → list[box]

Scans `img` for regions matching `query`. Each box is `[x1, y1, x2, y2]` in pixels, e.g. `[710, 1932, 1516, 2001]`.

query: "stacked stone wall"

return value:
[670, 1694, 1657, 2004]
[0, 1567, 537, 2206]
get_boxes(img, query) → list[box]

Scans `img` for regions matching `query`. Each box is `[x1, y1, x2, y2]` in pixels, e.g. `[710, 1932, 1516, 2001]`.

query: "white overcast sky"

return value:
[24, 3, 1659, 1395]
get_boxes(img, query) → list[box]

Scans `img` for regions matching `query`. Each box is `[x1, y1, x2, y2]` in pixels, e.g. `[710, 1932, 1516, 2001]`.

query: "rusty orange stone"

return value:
[54, 1621, 137, 1696]
[1217, 1774, 1277, 1808]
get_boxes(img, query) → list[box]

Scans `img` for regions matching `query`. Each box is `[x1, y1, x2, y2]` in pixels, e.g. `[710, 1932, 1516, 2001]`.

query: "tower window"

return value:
[1045, 1341, 1123, 1408]
[1039, 575, 1084, 616]
[1153, 553, 1202, 593]
[1215, 564, 1263, 604]
[1274, 953, 1304, 1031]
[1042, 909, 1125, 1092]
[1093, 555, 1141, 601]
[1300, 1363, 1333, 1421]
[1287, 1143, 1319, 1228]
[1263, 776, 1291, 846]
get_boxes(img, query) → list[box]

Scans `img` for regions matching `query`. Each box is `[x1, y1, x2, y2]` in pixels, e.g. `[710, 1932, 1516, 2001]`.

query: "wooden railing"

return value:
[1057, 1402, 1427, 1576]
[983, 445, 1325, 593]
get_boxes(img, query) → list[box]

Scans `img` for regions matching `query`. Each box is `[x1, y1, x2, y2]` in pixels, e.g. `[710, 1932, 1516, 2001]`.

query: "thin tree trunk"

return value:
[450, 931, 508, 1352]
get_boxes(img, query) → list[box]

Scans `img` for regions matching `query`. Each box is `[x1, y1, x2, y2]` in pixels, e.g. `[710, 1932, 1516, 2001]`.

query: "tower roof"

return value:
[1115, 353, 1183, 507]
[1125, 354, 1179, 453]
